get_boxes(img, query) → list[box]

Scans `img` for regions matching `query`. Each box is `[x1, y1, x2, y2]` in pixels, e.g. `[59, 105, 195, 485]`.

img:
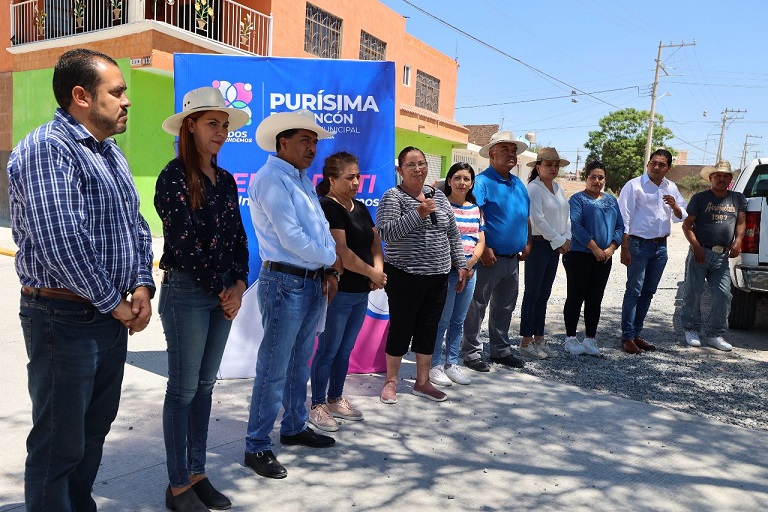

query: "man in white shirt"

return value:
[617, 149, 686, 354]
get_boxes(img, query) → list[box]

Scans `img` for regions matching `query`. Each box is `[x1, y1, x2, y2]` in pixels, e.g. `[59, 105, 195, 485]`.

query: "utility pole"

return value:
[644, 40, 695, 165]
[740, 134, 762, 170]
[716, 108, 746, 163]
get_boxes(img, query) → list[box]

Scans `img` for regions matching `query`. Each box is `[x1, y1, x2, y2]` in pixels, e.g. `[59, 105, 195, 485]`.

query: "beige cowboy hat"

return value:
[700, 160, 735, 180]
[162, 86, 250, 135]
[255, 109, 333, 152]
[526, 147, 570, 168]
[479, 130, 529, 158]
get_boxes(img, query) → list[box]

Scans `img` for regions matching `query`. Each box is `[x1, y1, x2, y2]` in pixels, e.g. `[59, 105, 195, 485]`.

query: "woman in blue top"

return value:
[563, 160, 624, 356]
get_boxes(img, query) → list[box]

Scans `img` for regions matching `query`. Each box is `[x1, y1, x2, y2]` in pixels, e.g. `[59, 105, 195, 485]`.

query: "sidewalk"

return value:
[1, 228, 767, 511]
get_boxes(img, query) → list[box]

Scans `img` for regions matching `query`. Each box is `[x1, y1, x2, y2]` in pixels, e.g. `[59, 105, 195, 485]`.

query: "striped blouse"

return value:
[376, 186, 466, 275]
[451, 202, 485, 259]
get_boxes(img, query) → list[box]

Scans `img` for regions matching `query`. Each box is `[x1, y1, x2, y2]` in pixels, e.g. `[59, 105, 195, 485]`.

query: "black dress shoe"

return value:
[243, 450, 287, 479]
[165, 486, 209, 512]
[489, 354, 525, 368]
[191, 478, 231, 510]
[280, 426, 335, 448]
[464, 358, 490, 372]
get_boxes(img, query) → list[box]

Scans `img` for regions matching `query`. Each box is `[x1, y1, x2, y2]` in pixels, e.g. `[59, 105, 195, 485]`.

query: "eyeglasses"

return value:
[403, 161, 428, 171]
[587, 175, 606, 181]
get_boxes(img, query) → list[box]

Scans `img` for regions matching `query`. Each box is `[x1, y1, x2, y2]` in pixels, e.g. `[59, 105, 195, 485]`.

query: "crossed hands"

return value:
[219, 280, 247, 320]
[111, 286, 153, 335]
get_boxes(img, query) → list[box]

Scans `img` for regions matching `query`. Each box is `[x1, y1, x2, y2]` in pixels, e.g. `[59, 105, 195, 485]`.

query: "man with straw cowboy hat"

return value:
[243, 109, 345, 479]
[681, 160, 746, 351]
[461, 130, 530, 372]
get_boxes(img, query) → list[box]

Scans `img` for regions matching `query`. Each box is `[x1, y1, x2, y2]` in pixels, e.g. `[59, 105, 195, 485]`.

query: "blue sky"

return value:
[379, 0, 768, 171]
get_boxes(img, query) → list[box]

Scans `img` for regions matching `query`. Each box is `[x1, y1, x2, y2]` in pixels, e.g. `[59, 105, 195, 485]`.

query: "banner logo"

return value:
[213, 79, 253, 142]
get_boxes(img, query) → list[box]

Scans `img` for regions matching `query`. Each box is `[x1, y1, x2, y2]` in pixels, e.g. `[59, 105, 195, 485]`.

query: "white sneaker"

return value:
[582, 338, 601, 356]
[520, 343, 548, 359]
[706, 336, 733, 351]
[564, 336, 585, 355]
[533, 339, 557, 359]
[685, 331, 701, 347]
[429, 366, 453, 387]
[444, 364, 471, 385]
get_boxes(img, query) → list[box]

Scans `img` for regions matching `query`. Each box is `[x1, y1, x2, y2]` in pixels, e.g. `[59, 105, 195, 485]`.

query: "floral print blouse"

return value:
[154, 158, 249, 297]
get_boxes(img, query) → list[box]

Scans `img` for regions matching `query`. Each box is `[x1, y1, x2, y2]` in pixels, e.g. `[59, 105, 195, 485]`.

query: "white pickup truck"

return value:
[728, 157, 768, 329]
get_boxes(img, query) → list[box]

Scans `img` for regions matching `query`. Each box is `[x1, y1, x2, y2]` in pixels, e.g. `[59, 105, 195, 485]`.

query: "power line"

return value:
[399, 0, 621, 109]
[456, 86, 639, 109]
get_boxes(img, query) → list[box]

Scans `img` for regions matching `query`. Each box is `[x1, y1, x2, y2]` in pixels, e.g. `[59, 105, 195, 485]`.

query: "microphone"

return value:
[423, 186, 437, 225]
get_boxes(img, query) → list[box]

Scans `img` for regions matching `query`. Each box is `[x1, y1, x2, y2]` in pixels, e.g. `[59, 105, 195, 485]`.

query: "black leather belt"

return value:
[531, 235, 546, 241]
[262, 261, 324, 280]
[702, 244, 728, 254]
[629, 234, 668, 244]
[496, 253, 518, 258]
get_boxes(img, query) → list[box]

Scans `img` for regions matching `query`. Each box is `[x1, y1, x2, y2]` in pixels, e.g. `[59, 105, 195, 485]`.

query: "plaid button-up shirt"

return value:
[7, 108, 154, 313]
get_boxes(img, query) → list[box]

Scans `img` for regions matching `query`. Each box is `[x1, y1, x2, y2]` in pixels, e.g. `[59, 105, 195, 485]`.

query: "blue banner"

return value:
[173, 54, 396, 283]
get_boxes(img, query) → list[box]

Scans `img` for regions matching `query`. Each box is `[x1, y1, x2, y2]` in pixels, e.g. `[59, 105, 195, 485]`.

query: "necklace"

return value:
[328, 193, 354, 211]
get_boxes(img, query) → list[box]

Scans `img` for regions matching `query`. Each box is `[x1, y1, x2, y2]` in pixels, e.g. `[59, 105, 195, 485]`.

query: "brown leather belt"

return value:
[21, 286, 90, 304]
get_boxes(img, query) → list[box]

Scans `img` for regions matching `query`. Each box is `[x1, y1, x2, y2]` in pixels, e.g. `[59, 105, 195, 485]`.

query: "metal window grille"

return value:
[304, 3, 342, 58]
[415, 70, 440, 113]
[359, 30, 386, 60]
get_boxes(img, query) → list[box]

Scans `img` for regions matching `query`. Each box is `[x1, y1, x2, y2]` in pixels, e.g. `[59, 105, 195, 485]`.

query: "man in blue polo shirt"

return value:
[462, 131, 530, 371]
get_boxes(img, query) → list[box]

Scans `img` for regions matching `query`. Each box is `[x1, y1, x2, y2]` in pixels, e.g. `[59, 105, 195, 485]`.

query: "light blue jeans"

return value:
[245, 268, 324, 454]
[433, 269, 477, 367]
[681, 247, 732, 337]
[160, 270, 232, 487]
[311, 291, 369, 405]
[621, 237, 668, 340]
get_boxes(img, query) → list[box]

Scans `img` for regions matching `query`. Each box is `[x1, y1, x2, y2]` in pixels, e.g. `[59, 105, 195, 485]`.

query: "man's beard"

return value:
[89, 108, 127, 137]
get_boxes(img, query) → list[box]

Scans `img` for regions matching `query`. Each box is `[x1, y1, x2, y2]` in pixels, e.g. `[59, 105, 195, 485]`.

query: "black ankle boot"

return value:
[165, 485, 209, 511]
[192, 478, 231, 510]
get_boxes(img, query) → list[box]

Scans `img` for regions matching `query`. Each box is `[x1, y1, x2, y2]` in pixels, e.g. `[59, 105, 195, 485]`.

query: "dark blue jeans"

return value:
[520, 239, 561, 336]
[159, 270, 232, 487]
[20, 292, 127, 512]
[311, 290, 369, 405]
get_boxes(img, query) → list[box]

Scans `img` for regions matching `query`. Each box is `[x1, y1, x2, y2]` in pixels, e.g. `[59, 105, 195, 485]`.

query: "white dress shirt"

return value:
[618, 172, 687, 239]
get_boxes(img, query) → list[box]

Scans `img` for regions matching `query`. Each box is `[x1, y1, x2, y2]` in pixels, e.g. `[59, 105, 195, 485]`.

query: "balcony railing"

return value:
[10, 0, 272, 56]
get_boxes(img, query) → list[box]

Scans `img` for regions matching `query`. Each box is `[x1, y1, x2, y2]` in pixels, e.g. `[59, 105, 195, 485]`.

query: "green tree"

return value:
[584, 108, 674, 192]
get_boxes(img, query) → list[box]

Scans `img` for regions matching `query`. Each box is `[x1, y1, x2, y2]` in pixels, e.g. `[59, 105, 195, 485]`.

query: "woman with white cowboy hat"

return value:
[519, 147, 571, 359]
[155, 86, 250, 511]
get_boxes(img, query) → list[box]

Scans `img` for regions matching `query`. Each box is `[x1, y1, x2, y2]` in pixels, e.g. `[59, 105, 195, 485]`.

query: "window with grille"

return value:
[305, 3, 343, 58]
[415, 70, 440, 113]
[359, 31, 386, 61]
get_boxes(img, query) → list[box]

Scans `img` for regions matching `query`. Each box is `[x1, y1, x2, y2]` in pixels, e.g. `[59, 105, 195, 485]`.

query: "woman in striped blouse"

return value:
[430, 163, 485, 387]
[376, 147, 468, 404]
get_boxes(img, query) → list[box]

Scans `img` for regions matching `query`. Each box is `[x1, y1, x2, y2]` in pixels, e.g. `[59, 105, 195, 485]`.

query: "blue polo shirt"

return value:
[474, 166, 530, 255]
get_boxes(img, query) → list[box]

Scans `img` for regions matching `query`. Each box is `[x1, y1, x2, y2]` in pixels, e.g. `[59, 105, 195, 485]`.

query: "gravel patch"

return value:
[477, 225, 768, 433]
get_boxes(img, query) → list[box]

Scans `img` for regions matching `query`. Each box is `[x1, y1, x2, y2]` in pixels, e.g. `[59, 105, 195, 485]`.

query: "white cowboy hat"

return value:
[700, 160, 734, 180]
[255, 109, 333, 152]
[162, 86, 250, 135]
[526, 147, 570, 168]
[479, 130, 529, 158]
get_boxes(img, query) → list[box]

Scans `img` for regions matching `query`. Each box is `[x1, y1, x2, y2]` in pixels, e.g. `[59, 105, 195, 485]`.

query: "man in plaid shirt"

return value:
[7, 48, 155, 512]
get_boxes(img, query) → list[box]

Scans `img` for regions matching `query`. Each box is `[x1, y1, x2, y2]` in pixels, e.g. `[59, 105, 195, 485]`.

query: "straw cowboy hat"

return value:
[162, 86, 250, 135]
[479, 130, 529, 158]
[526, 147, 570, 168]
[255, 109, 333, 152]
[700, 160, 735, 180]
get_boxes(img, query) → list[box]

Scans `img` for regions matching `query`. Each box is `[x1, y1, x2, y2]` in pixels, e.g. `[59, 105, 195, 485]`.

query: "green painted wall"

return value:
[395, 128, 461, 178]
[11, 59, 175, 235]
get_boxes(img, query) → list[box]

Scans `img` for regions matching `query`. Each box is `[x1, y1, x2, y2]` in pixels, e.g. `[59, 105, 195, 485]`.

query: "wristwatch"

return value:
[325, 268, 341, 280]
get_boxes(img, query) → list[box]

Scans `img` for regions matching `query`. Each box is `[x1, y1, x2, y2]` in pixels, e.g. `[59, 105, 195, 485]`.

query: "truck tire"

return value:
[728, 286, 757, 329]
